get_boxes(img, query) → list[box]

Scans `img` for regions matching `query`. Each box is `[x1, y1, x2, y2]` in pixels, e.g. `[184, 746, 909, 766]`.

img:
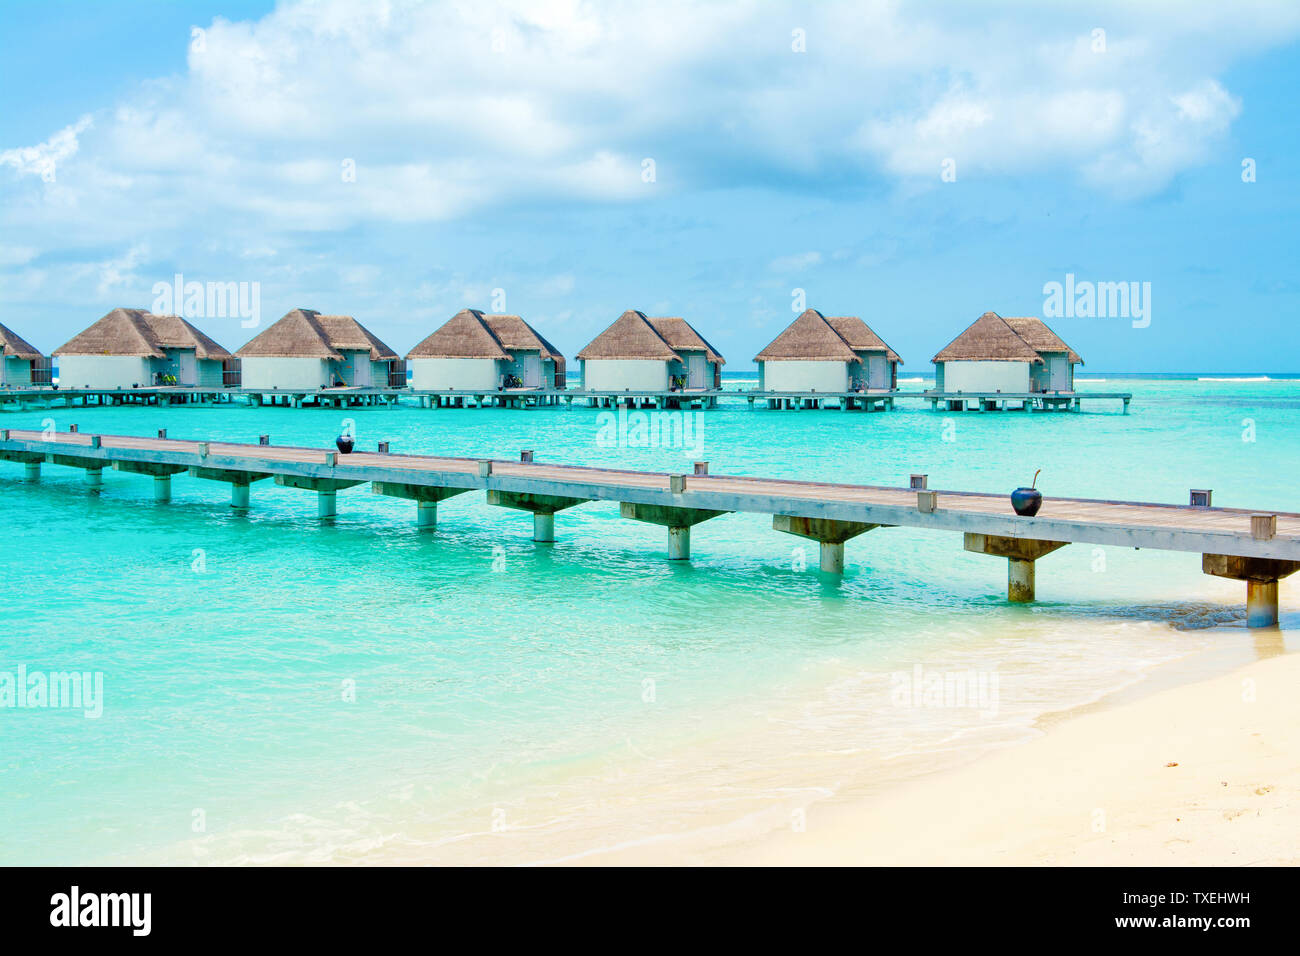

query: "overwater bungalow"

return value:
[754, 308, 901, 392]
[236, 309, 400, 389]
[53, 308, 232, 388]
[932, 311, 1082, 394]
[0, 322, 47, 387]
[405, 309, 566, 390]
[576, 310, 724, 391]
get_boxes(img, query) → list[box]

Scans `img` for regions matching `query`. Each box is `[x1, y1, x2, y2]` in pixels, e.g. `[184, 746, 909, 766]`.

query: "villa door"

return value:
[521, 354, 542, 387]
[687, 353, 707, 389]
[1049, 355, 1069, 391]
[352, 355, 371, 387]
[177, 352, 197, 385]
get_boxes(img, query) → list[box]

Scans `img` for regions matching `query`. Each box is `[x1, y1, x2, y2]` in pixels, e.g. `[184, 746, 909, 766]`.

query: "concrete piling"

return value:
[318, 490, 337, 519]
[772, 515, 881, 574]
[23, 462, 40, 482]
[153, 475, 172, 502]
[1203, 554, 1299, 629]
[1247, 580, 1279, 628]
[1008, 558, 1035, 603]
[668, 526, 691, 560]
[964, 533, 1068, 603]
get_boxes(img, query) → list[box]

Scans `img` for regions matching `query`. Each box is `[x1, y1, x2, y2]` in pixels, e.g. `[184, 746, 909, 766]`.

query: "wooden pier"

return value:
[0, 384, 1132, 412]
[1, 427, 1292, 627]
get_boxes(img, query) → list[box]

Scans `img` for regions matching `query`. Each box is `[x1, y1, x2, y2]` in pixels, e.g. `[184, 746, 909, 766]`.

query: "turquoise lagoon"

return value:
[1, 375, 1296, 864]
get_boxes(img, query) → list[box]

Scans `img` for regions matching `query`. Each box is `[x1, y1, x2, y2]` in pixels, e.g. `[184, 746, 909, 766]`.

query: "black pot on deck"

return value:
[1011, 487, 1042, 516]
[335, 435, 355, 454]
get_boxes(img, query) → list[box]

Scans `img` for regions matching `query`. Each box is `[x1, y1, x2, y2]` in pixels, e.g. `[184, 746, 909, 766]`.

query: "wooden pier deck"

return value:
[1, 427, 1293, 627]
[0, 384, 1132, 412]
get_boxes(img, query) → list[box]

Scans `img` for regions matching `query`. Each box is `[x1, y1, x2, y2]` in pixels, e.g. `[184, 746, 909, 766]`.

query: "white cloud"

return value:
[0, 0, 1294, 285]
[769, 251, 822, 273]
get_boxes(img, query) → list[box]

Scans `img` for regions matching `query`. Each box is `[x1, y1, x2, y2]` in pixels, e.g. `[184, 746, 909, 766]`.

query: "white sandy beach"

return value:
[713, 649, 1300, 866]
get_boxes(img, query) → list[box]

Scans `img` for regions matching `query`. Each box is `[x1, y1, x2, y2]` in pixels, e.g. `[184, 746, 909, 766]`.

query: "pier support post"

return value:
[1202, 554, 1300, 628]
[24, 462, 40, 481]
[370, 481, 471, 530]
[772, 515, 883, 574]
[274, 475, 365, 519]
[86, 468, 104, 490]
[964, 533, 1068, 603]
[619, 502, 729, 561]
[485, 490, 590, 543]
[189, 467, 272, 511]
[668, 525, 691, 560]
[113, 460, 189, 501]
[1008, 558, 1034, 603]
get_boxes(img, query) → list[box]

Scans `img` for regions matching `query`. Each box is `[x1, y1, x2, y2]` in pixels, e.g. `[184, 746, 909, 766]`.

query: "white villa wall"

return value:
[239, 357, 331, 389]
[760, 360, 848, 392]
[410, 358, 501, 390]
[582, 359, 669, 391]
[939, 360, 1031, 393]
[55, 355, 152, 389]
[2, 356, 32, 386]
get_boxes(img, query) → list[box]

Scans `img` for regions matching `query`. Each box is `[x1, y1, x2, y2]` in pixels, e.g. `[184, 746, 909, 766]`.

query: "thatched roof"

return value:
[645, 316, 725, 364]
[754, 309, 902, 364]
[1002, 316, 1083, 364]
[236, 309, 397, 361]
[54, 308, 232, 359]
[932, 312, 1044, 364]
[826, 316, 902, 364]
[406, 310, 565, 364]
[0, 322, 43, 360]
[576, 310, 725, 364]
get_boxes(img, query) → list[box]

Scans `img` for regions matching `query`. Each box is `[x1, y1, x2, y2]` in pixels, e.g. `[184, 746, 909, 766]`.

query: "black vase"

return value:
[1011, 487, 1042, 516]
[335, 435, 355, 454]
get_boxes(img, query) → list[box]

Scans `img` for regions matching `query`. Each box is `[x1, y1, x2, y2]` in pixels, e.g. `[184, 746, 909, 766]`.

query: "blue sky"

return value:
[2, 0, 1298, 371]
